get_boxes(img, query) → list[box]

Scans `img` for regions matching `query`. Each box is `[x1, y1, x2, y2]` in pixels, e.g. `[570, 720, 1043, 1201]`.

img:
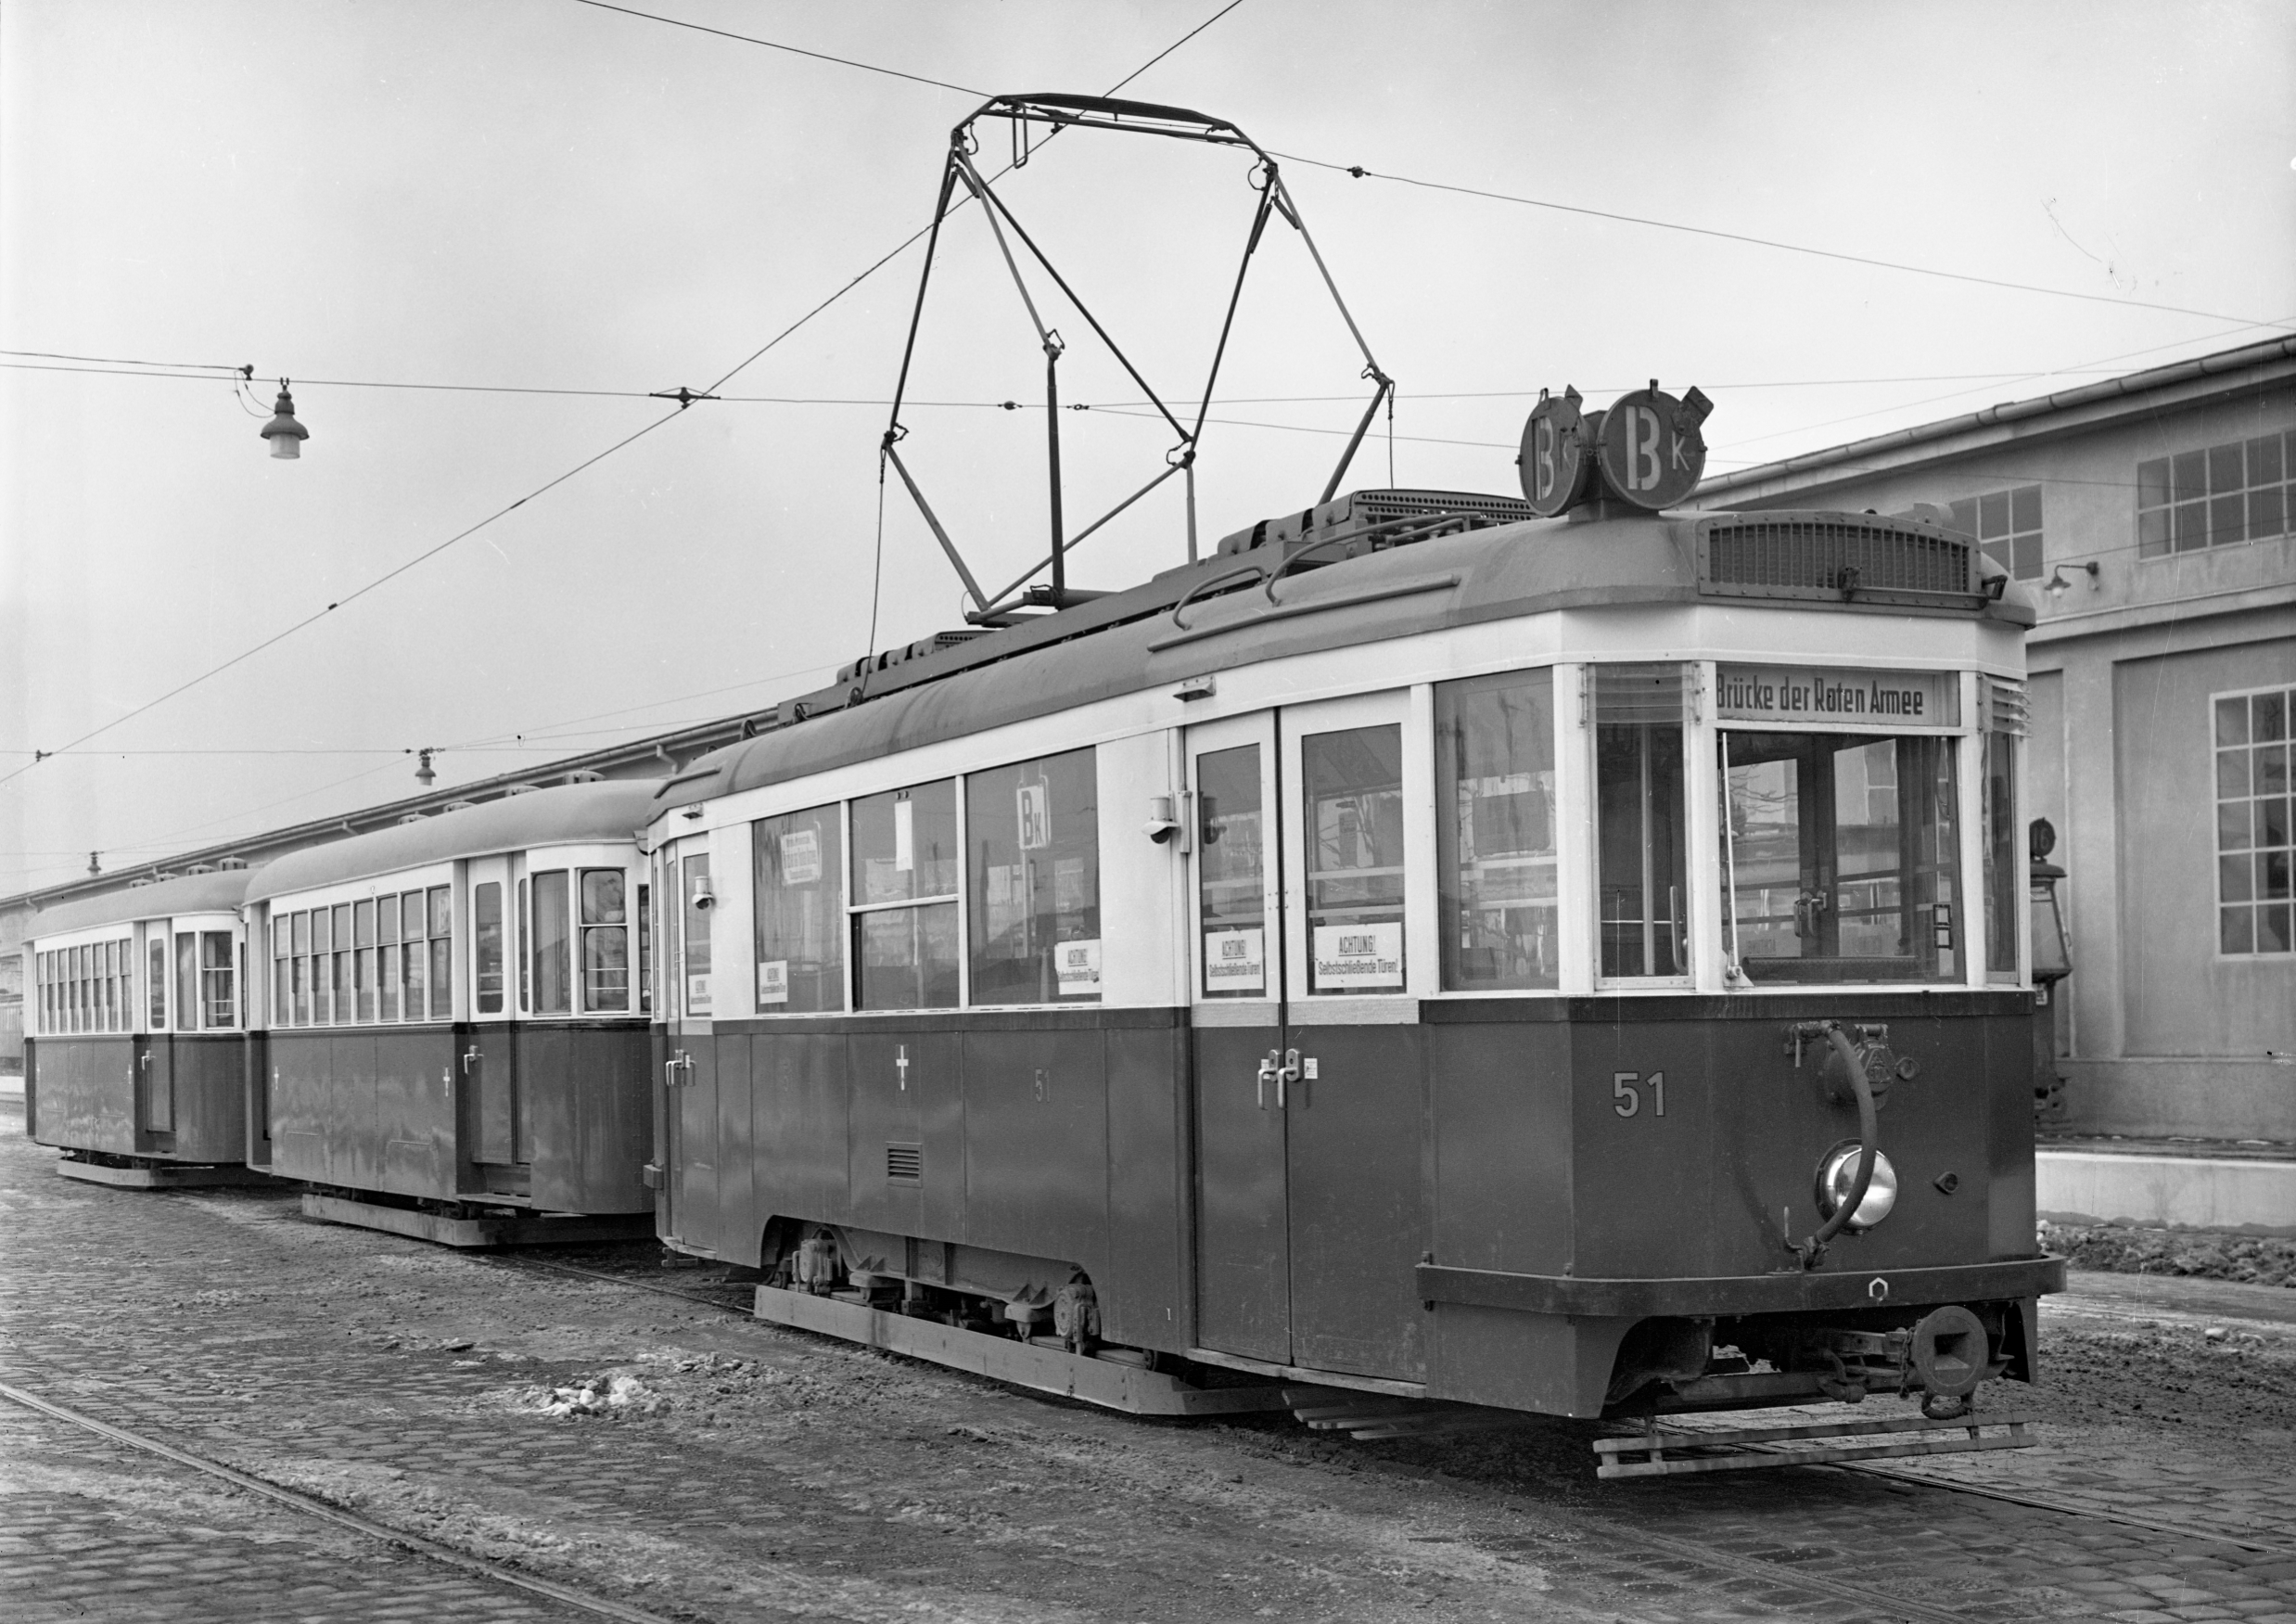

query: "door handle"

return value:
[1255, 1050, 1278, 1109]
[1277, 1047, 1303, 1109]
[140, 1052, 152, 1072]
[462, 1046, 479, 1075]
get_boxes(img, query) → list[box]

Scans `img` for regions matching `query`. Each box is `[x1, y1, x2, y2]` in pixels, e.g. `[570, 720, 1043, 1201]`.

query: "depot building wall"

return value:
[1703, 377, 2296, 1144]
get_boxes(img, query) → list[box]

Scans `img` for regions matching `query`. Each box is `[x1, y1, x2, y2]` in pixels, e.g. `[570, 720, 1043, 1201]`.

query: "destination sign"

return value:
[1716, 665, 1961, 728]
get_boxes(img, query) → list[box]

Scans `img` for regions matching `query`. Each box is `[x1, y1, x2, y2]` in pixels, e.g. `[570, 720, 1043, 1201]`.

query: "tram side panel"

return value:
[699, 1017, 1195, 1357]
[524, 1021, 653, 1215]
[30, 1037, 137, 1156]
[161, 1033, 249, 1163]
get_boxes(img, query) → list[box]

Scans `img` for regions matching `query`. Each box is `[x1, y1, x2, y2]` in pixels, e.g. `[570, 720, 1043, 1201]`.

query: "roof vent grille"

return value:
[1698, 516, 1974, 602]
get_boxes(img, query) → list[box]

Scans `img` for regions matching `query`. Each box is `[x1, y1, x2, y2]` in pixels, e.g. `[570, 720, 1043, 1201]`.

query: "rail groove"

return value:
[0, 1378, 684, 1624]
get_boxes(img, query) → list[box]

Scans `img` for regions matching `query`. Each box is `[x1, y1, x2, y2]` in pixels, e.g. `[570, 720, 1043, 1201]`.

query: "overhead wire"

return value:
[1, 0, 1253, 882]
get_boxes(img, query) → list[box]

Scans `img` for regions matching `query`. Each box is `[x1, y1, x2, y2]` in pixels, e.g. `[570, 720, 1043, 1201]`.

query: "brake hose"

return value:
[1792, 1020, 1878, 1270]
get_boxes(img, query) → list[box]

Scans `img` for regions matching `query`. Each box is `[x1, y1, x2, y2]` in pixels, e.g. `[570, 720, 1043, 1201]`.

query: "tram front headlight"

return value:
[1815, 1143, 1898, 1232]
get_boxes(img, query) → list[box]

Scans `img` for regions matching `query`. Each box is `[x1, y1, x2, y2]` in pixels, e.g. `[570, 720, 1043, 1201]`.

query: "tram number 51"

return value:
[1613, 1070, 1667, 1118]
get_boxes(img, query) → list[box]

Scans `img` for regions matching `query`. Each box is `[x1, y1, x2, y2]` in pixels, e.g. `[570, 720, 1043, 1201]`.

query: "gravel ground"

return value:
[2038, 1218, 2296, 1287]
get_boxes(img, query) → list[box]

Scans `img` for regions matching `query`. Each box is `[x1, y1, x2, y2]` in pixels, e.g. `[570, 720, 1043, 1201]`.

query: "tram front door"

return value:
[663, 843, 719, 1251]
[1188, 697, 1424, 1383]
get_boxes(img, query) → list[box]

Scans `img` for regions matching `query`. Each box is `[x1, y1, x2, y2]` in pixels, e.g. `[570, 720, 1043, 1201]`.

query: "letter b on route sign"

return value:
[1595, 383, 1712, 511]
[1517, 385, 1589, 518]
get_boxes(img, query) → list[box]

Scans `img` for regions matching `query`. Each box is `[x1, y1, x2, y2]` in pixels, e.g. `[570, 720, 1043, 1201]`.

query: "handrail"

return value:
[1167, 561, 1271, 632]
[1261, 511, 1495, 604]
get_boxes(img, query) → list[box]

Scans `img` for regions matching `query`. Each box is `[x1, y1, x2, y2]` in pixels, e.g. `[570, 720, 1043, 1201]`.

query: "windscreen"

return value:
[1720, 731, 1959, 983]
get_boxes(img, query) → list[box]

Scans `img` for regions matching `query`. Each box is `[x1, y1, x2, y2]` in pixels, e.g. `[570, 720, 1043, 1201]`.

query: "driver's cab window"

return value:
[1594, 664, 1689, 979]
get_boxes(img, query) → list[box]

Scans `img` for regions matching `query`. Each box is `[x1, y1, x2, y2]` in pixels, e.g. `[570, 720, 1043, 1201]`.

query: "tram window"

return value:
[580, 868, 631, 1013]
[175, 932, 198, 1031]
[1437, 671, 1560, 991]
[517, 877, 531, 1012]
[1197, 745, 1267, 998]
[681, 853, 715, 1016]
[1984, 726, 2019, 978]
[968, 748, 1100, 1004]
[353, 900, 376, 1024]
[532, 870, 573, 1016]
[1595, 665, 1690, 978]
[377, 895, 401, 1022]
[149, 934, 169, 1029]
[850, 782, 959, 1010]
[1303, 725, 1408, 995]
[637, 882, 652, 1014]
[1719, 732, 1961, 982]
[202, 931, 235, 1029]
[474, 882, 505, 1015]
[331, 904, 352, 1026]
[754, 806, 843, 1013]
[427, 886, 453, 1020]
[292, 910, 312, 1025]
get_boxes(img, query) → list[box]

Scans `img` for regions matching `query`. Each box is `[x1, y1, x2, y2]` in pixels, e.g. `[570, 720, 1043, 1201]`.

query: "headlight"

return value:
[1816, 1143, 1898, 1231]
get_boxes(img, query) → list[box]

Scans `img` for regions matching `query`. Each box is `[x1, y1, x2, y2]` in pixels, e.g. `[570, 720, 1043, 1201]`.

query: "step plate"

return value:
[754, 1285, 1289, 1418]
[58, 1160, 281, 1190]
[300, 1194, 654, 1249]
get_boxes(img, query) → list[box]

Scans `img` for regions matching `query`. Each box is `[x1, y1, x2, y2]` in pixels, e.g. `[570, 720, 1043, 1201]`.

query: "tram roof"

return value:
[656, 505, 2031, 810]
[247, 780, 661, 902]
[29, 867, 259, 937]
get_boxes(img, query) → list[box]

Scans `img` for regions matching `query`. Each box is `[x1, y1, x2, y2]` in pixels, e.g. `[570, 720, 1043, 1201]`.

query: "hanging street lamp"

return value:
[260, 380, 310, 459]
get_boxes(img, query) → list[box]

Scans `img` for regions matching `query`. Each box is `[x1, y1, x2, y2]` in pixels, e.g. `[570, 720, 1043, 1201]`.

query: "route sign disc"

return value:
[1517, 386, 1591, 517]
[1594, 383, 1713, 511]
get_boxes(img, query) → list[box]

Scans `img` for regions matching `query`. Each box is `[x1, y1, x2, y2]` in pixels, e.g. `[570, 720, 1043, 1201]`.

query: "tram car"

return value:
[244, 780, 662, 1246]
[639, 465, 2064, 1439]
[23, 866, 268, 1187]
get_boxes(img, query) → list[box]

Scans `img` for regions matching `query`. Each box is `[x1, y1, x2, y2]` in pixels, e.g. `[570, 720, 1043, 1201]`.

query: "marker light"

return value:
[1816, 1144, 1899, 1232]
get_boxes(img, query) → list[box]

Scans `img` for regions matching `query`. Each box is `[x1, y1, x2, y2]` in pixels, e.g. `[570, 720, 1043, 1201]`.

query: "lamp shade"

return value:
[261, 383, 309, 459]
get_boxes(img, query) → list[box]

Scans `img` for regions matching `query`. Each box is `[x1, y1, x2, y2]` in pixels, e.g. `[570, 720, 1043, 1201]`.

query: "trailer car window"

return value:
[148, 935, 168, 1029]
[474, 882, 505, 1015]
[378, 895, 401, 1021]
[753, 807, 842, 1012]
[967, 748, 1100, 1004]
[202, 931, 234, 1028]
[517, 877, 531, 1012]
[850, 782, 958, 1010]
[533, 870, 572, 1015]
[1437, 670, 1560, 991]
[175, 932, 198, 1031]
[427, 886, 452, 1019]
[580, 868, 630, 1013]
[353, 900, 376, 1023]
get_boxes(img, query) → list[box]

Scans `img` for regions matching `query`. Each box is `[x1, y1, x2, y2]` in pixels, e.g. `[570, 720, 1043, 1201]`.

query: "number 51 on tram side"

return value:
[638, 482, 2060, 1452]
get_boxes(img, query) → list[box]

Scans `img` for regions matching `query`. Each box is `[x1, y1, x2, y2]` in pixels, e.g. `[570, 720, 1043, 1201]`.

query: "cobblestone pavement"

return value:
[5, 1099, 2294, 1624]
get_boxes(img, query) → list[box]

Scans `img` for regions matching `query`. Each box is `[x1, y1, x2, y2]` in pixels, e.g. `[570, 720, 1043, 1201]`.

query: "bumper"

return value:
[1416, 1256, 2066, 1319]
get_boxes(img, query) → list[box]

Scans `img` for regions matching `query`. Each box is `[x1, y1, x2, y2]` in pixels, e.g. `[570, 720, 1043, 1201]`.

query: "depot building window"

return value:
[2217, 684, 2294, 956]
[2141, 431, 2292, 557]
[1948, 486, 2044, 581]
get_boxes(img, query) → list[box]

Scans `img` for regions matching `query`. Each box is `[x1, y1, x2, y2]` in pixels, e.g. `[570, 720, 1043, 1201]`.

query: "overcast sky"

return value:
[4, 0, 2292, 896]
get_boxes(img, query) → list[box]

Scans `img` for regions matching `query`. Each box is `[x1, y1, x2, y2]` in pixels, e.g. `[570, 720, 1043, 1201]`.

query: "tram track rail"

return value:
[475, 1247, 2296, 1613]
[0, 1376, 685, 1624]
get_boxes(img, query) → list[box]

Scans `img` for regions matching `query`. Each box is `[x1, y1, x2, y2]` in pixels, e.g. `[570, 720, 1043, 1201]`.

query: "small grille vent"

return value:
[1985, 678, 2030, 737]
[1594, 662, 1690, 725]
[1701, 518, 1973, 601]
[886, 1143, 922, 1183]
